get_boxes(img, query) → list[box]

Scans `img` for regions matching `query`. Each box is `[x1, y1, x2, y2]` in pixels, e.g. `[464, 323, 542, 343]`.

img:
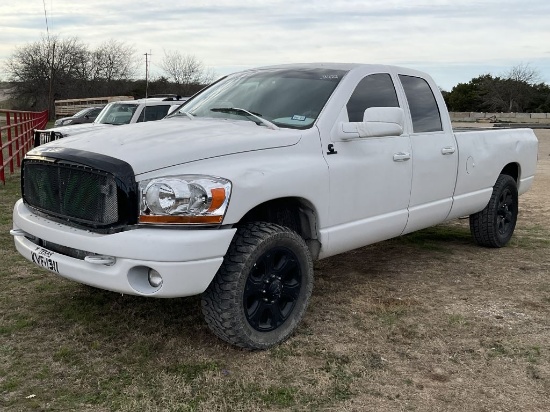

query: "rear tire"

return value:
[469, 174, 518, 248]
[201, 222, 313, 349]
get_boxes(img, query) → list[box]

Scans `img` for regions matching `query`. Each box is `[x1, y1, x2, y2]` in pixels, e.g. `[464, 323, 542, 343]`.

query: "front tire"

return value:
[469, 174, 518, 248]
[201, 222, 313, 349]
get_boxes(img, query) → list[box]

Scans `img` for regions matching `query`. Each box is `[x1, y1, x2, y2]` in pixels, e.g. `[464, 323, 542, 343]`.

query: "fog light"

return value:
[147, 269, 163, 288]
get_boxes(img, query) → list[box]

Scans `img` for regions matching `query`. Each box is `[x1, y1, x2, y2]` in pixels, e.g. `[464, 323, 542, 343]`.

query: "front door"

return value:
[320, 73, 413, 257]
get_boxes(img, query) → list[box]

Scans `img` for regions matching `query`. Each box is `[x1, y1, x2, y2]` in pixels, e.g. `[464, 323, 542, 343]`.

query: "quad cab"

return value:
[12, 64, 538, 349]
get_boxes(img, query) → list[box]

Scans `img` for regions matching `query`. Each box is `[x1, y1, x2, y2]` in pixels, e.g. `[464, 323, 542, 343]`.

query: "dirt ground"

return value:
[1, 129, 549, 411]
[307, 127, 550, 411]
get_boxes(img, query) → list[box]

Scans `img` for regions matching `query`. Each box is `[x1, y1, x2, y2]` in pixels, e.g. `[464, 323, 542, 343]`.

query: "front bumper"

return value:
[12, 200, 236, 297]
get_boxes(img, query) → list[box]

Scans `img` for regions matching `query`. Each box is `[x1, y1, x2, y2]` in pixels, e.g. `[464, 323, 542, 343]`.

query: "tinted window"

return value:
[399, 75, 442, 133]
[346, 73, 399, 122]
[137, 105, 172, 122]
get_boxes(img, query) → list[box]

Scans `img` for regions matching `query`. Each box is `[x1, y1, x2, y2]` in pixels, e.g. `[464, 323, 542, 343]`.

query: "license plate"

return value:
[31, 246, 60, 273]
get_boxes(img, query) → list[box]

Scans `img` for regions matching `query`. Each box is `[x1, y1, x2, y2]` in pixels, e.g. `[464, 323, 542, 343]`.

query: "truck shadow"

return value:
[35, 222, 475, 351]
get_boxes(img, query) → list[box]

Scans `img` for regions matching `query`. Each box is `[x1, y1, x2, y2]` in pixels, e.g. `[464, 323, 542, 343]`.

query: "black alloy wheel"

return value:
[202, 222, 313, 350]
[496, 186, 516, 238]
[243, 246, 302, 332]
[470, 174, 518, 248]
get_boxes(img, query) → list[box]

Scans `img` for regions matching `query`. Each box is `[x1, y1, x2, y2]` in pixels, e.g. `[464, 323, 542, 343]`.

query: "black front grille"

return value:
[22, 148, 138, 232]
[24, 160, 119, 226]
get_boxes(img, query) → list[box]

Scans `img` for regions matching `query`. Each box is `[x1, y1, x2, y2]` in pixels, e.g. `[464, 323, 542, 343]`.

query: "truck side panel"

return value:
[447, 128, 538, 220]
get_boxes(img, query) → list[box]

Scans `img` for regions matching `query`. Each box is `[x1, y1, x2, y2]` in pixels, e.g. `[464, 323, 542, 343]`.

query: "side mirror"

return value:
[337, 107, 404, 140]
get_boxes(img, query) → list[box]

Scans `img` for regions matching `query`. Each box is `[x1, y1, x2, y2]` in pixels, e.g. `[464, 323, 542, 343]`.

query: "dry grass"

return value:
[1, 130, 549, 411]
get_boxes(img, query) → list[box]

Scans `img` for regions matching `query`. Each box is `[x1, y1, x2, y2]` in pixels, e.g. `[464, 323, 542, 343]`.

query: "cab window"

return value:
[399, 75, 442, 133]
[137, 105, 173, 122]
[346, 73, 399, 122]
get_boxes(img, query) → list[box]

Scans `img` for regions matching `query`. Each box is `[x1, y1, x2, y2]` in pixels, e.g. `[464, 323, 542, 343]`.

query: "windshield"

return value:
[73, 108, 91, 117]
[169, 68, 347, 129]
[95, 103, 139, 125]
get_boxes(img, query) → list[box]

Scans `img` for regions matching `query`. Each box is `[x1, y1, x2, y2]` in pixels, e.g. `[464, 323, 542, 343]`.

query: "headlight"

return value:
[63, 119, 73, 125]
[138, 175, 231, 225]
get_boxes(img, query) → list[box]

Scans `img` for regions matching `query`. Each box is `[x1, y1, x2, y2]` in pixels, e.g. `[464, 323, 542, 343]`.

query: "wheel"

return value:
[469, 174, 518, 248]
[201, 222, 313, 349]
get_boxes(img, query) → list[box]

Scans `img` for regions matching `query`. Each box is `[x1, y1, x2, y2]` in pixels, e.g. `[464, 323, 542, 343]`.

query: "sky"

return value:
[1, 0, 549, 91]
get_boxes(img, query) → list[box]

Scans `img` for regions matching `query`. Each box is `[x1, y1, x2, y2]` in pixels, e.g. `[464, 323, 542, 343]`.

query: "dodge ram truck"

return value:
[11, 63, 538, 349]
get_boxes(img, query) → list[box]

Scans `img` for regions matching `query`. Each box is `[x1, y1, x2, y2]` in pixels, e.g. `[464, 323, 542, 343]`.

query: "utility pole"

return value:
[48, 41, 55, 120]
[43, 0, 54, 119]
[144, 52, 151, 98]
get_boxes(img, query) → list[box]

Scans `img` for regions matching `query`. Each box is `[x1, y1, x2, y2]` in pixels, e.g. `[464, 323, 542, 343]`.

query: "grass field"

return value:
[1, 130, 549, 411]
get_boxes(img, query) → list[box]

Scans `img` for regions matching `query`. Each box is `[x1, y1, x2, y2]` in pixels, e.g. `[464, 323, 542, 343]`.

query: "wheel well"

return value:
[238, 198, 321, 259]
[500, 163, 519, 182]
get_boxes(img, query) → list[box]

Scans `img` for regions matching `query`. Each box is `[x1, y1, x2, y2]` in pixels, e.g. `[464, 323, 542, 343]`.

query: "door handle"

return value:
[441, 146, 456, 155]
[393, 152, 411, 162]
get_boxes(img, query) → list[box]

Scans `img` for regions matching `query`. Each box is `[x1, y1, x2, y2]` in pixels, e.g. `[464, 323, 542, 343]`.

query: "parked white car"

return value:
[34, 96, 187, 146]
[13, 64, 538, 349]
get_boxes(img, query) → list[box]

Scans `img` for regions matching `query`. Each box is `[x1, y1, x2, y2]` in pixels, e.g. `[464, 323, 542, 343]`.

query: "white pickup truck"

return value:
[12, 64, 538, 349]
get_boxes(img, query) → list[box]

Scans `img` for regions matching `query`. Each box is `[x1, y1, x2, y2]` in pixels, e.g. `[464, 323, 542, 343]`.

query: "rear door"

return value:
[398, 74, 458, 234]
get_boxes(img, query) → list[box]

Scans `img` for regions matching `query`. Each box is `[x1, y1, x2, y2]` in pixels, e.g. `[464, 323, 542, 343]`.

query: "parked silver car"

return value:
[54, 106, 105, 127]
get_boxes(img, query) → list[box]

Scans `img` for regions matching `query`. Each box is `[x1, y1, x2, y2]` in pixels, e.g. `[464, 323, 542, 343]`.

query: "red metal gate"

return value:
[0, 109, 48, 184]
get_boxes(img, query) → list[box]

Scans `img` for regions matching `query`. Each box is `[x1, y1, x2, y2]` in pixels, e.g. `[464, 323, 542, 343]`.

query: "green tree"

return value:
[446, 75, 489, 112]
[446, 64, 549, 113]
[529, 83, 550, 112]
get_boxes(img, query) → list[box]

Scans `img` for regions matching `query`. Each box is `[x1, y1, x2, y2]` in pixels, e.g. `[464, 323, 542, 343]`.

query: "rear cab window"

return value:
[137, 105, 173, 122]
[398, 75, 442, 133]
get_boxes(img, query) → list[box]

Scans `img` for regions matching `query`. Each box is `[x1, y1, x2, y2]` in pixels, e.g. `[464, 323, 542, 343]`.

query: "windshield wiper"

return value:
[210, 107, 279, 130]
[176, 111, 195, 120]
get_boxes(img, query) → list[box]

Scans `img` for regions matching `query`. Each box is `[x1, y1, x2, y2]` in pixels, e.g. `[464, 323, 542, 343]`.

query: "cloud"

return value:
[1, 0, 549, 88]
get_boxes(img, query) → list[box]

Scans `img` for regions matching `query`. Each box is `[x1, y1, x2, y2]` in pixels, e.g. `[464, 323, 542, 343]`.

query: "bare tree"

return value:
[5, 35, 141, 116]
[505, 63, 541, 85]
[6, 35, 89, 115]
[497, 64, 540, 112]
[161, 51, 214, 94]
[88, 40, 138, 82]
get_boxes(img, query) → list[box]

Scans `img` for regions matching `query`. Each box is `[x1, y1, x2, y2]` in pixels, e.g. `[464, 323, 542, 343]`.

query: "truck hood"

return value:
[49, 122, 114, 137]
[39, 117, 302, 175]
